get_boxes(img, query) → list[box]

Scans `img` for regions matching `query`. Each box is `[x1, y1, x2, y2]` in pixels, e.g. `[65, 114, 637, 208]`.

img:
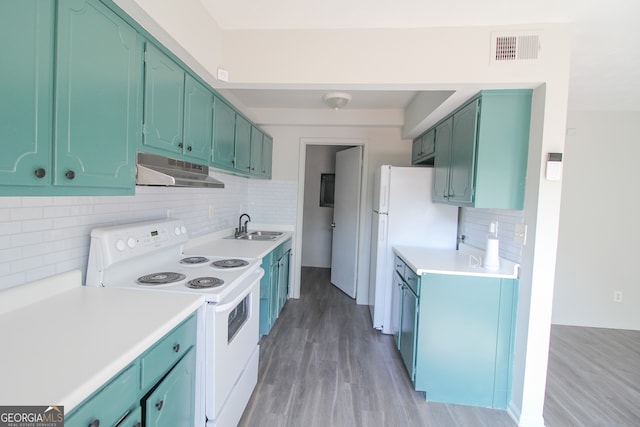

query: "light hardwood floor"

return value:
[239, 267, 640, 427]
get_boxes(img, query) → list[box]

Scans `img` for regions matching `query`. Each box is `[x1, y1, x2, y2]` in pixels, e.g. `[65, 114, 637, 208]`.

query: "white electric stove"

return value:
[86, 218, 263, 427]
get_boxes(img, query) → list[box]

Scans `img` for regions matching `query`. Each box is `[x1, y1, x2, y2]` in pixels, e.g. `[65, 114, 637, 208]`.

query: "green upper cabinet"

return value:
[55, 0, 140, 191]
[0, 1, 54, 189]
[234, 115, 252, 173]
[183, 75, 213, 162]
[432, 117, 453, 203]
[211, 96, 236, 170]
[142, 43, 213, 163]
[261, 135, 273, 178]
[411, 128, 436, 165]
[431, 90, 532, 209]
[250, 126, 264, 176]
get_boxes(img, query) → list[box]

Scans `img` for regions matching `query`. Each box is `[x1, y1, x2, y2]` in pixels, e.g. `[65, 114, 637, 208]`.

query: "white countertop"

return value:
[185, 229, 293, 260]
[0, 285, 204, 411]
[393, 244, 520, 279]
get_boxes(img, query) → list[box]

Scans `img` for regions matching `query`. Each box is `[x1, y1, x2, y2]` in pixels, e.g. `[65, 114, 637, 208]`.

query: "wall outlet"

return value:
[514, 223, 527, 245]
[613, 291, 623, 303]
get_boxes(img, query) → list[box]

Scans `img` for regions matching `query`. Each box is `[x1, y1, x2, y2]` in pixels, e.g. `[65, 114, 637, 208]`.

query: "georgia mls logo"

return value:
[0, 405, 64, 427]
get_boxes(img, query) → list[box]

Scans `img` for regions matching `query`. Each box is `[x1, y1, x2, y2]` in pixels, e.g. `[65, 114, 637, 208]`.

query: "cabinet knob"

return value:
[65, 170, 75, 180]
[155, 400, 164, 411]
[34, 168, 46, 178]
[88, 419, 100, 427]
[173, 343, 180, 353]
[187, 145, 192, 152]
[178, 142, 184, 149]
[132, 423, 141, 427]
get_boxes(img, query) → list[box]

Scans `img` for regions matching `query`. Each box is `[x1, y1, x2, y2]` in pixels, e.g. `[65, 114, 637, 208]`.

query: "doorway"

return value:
[293, 138, 368, 301]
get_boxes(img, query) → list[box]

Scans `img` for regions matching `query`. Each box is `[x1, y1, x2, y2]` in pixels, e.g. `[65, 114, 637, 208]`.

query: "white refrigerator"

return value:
[368, 165, 458, 334]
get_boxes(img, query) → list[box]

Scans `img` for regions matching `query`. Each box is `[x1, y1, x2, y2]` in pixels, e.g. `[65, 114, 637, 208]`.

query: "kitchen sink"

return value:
[227, 231, 284, 241]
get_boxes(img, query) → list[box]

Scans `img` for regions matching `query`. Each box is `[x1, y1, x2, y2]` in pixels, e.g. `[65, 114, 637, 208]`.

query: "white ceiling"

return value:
[202, 0, 640, 112]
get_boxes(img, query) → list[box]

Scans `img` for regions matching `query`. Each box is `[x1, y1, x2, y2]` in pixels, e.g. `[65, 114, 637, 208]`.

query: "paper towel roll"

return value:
[483, 238, 500, 270]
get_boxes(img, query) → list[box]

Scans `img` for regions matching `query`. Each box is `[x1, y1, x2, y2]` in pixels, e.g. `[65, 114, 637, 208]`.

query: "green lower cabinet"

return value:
[144, 348, 196, 427]
[414, 274, 518, 409]
[65, 315, 197, 427]
[259, 239, 292, 337]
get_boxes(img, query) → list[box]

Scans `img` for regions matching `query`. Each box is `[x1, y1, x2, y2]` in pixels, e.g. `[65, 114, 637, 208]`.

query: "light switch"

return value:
[546, 153, 563, 181]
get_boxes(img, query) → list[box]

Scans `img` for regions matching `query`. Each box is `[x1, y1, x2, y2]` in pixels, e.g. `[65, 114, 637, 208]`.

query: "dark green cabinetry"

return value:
[211, 96, 236, 169]
[259, 239, 292, 337]
[430, 90, 532, 209]
[234, 115, 252, 172]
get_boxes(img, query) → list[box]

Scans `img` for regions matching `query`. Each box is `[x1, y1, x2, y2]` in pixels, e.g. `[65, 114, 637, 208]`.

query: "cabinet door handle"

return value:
[88, 419, 100, 427]
[178, 142, 184, 149]
[155, 400, 164, 411]
[65, 170, 75, 180]
[132, 423, 141, 427]
[34, 168, 46, 178]
[173, 343, 180, 353]
[187, 145, 192, 152]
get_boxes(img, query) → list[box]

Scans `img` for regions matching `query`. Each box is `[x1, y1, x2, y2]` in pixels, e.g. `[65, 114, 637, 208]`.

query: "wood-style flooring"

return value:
[239, 267, 640, 427]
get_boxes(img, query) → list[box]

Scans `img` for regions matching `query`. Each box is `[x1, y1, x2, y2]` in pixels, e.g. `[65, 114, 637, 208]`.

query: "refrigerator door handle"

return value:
[330, 222, 336, 229]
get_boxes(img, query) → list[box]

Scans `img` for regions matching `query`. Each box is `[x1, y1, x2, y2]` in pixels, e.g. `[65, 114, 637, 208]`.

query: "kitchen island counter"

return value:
[0, 271, 204, 412]
[393, 243, 519, 279]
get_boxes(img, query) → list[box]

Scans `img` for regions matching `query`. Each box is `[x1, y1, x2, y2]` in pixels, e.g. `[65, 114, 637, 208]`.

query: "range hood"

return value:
[136, 152, 224, 189]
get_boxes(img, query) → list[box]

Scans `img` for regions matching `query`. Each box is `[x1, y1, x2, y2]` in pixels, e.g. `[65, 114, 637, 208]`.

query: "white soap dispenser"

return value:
[483, 221, 500, 270]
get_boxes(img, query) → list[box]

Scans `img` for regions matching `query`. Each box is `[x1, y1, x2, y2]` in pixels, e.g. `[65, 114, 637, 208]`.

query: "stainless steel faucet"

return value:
[236, 213, 251, 237]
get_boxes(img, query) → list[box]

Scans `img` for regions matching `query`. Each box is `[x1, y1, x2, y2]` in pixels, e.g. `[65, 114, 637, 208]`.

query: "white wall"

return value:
[301, 146, 343, 268]
[553, 110, 640, 330]
[460, 208, 524, 263]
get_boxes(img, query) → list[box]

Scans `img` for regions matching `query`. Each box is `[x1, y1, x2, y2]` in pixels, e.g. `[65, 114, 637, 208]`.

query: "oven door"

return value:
[205, 268, 262, 424]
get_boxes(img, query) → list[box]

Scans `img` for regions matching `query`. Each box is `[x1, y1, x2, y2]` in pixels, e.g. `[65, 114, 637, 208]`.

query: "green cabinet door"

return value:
[448, 99, 478, 204]
[250, 127, 264, 175]
[143, 43, 184, 156]
[183, 75, 213, 162]
[55, 0, 139, 189]
[277, 249, 290, 314]
[0, 1, 54, 188]
[412, 128, 435, 165]
[261, 135, 273, 178]
[212, 96, 236, 169]
[432, 117, 452, 202]
[144, 348, 196, 427]
[234, 115, 252, 173]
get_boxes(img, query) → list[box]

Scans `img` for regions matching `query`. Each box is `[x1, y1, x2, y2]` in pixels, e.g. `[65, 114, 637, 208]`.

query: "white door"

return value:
[330, 146, 362, 298]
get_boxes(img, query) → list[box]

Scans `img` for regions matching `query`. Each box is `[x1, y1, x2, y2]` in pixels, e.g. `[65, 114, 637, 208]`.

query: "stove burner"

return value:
[186, 277, 224, 289]
[180, 256, 210, 265]
[211, 259, 249, 268]
[137, 272, 186, 285]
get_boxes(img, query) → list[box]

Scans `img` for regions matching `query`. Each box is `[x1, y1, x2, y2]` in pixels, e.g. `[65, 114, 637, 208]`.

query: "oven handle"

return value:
[213, 276, 260, 312]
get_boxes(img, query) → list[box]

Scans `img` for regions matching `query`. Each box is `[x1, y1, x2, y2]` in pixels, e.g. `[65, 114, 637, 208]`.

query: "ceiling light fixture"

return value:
[323, 92, 352, 110]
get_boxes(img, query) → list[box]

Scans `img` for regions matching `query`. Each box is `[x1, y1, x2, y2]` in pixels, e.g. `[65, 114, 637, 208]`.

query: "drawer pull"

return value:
[88, 419, 100, 427]
[65, 170, 75, 180]
[155, 400, 164, 411]
[34, 168, 46, 178]
[173, 343, 180, 353]
[133, 423, 141, 427]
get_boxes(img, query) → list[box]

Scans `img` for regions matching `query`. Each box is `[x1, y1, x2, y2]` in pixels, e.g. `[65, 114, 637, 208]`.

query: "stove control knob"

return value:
[174, 227, 181, 236]
[127, 237, 136, 248]
[180, 225, 187, 234]
[115, 239, 126, 252]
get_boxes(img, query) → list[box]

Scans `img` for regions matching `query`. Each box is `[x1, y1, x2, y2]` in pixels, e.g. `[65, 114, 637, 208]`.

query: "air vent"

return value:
[492, 32, 541, 62]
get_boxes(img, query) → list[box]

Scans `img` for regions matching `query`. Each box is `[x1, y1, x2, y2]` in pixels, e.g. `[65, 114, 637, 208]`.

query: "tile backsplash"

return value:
[459, 207, 524, 263]
[0, 174, 298, 290]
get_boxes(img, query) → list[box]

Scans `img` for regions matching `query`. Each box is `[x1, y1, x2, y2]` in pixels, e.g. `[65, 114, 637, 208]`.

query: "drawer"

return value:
[404, 268, 419, 296]
[394, 255, 406, 278]
[65, 363, 138, 427]
[140, 315, 196, 392]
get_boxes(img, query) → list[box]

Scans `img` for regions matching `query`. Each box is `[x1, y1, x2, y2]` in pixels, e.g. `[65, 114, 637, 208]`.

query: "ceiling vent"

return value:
[491, 32, 541, 62]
